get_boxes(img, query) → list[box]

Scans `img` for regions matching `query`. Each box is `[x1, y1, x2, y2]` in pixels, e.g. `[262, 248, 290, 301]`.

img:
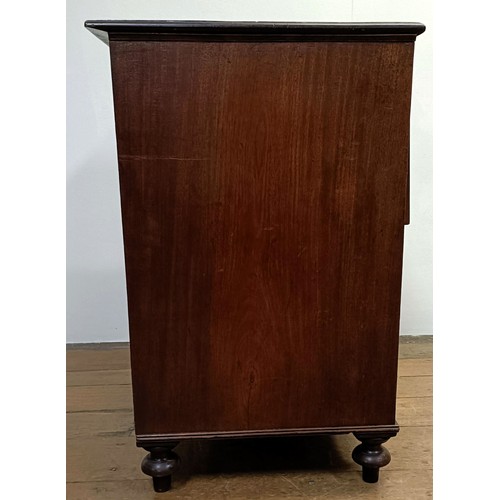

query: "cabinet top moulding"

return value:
[85, 20, 426, 45]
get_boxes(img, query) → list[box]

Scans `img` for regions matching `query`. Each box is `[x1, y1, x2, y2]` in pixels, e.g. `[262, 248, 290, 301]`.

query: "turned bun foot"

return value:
[152, 475, 172, 493]
[361, 465, 380, 483]
[141, 443, 180, 492]
[352, 431, 397, 483]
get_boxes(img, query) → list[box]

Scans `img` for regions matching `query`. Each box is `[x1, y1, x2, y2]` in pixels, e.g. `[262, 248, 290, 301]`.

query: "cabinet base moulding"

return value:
[136, 423, 400, 444]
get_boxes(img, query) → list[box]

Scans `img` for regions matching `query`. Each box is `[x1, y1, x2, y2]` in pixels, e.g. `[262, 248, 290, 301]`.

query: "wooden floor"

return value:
[67, 337, 432, 499]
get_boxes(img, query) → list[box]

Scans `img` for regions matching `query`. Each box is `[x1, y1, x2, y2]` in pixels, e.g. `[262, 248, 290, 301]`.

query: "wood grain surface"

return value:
[109, 40, 415, 437]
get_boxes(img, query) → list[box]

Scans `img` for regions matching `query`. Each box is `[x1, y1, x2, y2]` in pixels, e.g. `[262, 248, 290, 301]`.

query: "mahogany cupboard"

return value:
[85, 21, 425, 492]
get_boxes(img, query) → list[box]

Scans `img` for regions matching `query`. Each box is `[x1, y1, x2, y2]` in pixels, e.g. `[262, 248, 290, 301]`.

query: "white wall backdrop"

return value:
[67, 0, 432, 343]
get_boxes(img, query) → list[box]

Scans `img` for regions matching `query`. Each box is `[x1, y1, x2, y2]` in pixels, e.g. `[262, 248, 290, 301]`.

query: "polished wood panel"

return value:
[109, 40, 415, 437]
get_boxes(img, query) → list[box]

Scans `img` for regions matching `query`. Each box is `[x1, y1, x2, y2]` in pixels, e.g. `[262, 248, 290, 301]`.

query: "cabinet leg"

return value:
[352, 431, 398, 483]
[141, 442, 180, 493]
[153, 476, 171, 492]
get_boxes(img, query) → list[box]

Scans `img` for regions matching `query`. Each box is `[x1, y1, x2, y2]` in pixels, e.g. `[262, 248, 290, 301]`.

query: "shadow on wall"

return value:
[67, 136, 130, 343]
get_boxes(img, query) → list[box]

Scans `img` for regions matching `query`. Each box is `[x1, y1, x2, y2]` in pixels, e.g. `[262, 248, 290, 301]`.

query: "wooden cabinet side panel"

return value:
[109, 40, 414, 436]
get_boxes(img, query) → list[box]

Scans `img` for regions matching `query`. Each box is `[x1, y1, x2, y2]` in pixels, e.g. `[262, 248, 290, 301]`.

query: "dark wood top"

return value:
[85, 20, 426, 44]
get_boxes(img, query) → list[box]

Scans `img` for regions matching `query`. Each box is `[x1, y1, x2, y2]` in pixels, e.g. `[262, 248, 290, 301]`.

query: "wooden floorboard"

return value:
[67, 411, 135, 439]
[67, 369, 132, 387]
[398, 358, 432, 377]
[68, 470, 433, 500]
[398, 344, 432, 359]
[67, 337, 432, 498]
[67, 348, 131, 372]
[67, 385, 133, 413]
